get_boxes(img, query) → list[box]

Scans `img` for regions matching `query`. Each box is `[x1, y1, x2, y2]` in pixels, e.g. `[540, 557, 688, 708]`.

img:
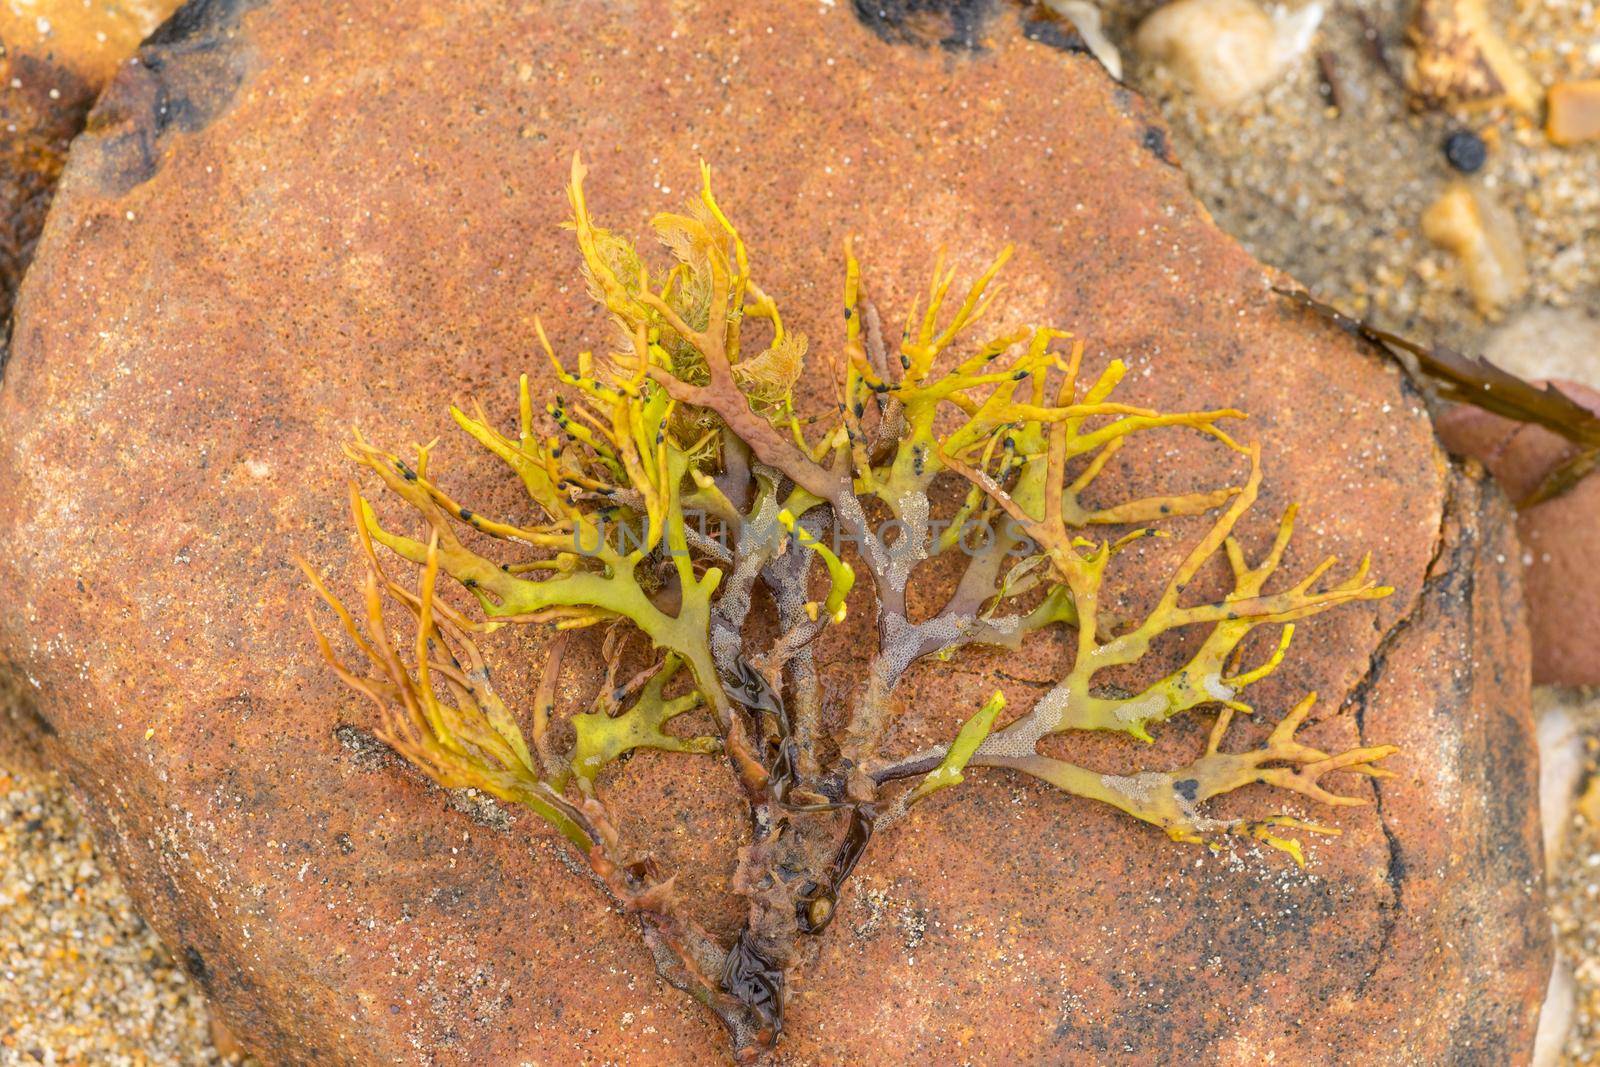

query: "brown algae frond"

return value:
[303, 154, 1396, 1059]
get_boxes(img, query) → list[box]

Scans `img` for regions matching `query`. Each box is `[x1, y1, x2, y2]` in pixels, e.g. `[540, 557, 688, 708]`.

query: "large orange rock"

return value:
[0, 0, 1547, 1061]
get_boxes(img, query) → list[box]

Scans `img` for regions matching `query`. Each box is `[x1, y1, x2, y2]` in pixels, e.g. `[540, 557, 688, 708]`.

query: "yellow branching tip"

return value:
[908, 692, 1006, 805]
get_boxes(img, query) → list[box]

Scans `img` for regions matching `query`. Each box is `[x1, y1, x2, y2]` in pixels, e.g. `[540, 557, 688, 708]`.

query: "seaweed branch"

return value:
[305, 158, 1398, 1061]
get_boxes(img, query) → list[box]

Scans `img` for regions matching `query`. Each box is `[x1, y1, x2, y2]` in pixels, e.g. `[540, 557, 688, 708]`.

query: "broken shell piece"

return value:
[1547, 80, 1600, 146]
[1043, 0, 1124, 81]
[1407, 0, 1541, 114]
[1421, 180, 1529, 318]
[1134, 0, 1324, 107]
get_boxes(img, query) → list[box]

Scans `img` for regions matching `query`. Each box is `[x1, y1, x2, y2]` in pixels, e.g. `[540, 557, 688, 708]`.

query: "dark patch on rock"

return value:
[333, 723, 399, 772]
[853, 0, 998, 50]
[428, 885, 470, 911]
[22, 705, 57, 754]
[1141, 124, 1179, 166]
[446, 788, 515, 832]
[182, 944, 211, 987]
[1020, 15, 1089, 54]
[854, 0, 1099, 57]
[17, 694, 56, 739]
[78, 0, 264, 195]
[146, 0, 261, 47]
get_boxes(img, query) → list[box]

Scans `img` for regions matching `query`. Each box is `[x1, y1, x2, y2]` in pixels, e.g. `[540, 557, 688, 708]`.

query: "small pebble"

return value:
[1421, 180, 1529, 318]
[1547, 80, 1600, 147]
[1408, 0, 1541, 113]
[1134, 0, 1323, 108]
[1443, 129, 1487, 173]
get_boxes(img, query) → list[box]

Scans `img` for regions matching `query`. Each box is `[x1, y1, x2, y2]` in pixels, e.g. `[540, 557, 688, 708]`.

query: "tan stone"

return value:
[1422, 180, 1530, 318]
[1547, 80, 1600, 146]
[1407, 0, 1542, 113]
[1134, 0, 1321, 107]
[0, 1, 1546, 1061]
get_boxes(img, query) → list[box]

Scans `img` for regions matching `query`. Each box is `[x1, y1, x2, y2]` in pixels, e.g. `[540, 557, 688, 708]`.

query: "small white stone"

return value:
[1135, 0, 1323, 107]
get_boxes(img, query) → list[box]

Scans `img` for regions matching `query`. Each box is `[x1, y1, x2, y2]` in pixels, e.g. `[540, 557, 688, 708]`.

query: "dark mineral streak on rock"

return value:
[1021, 14, 1090, 55]
[1141, 124, 1179, 166]
[181, 944, 210, 985]
[80, 0, 264, 195]
[146, 0, 261, 47]
[853, 0, 1095, 57]
[852, 0, 1000, 50]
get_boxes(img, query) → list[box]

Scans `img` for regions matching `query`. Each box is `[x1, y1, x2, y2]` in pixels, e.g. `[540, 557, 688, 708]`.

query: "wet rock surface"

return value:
[0, 1, 1547, 1062]
[1437, 378, 1600, 687]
